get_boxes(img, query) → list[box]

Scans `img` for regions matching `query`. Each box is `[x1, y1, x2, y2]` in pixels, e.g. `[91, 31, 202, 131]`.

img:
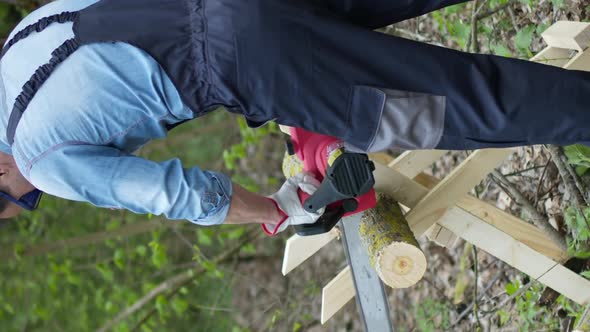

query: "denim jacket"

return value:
[0, 0, 232, 225]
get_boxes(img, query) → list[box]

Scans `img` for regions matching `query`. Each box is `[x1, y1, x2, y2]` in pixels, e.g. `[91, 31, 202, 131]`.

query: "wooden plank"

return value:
[541, 21, 590, 51]
[281, 228, 339, 275]
[531, 46, 574, 67]
[404, 170, 566, 259]
[387, 150, 447, 179]
[373, 162, 429, 209]
[369, 152, 395, 166]
[456, 196, 567, 261]
[428, 226, 459, 248]
[387, 153, 460, 247]
[439, 207, 590, 305]
[405, 149, 514, 236]
[321, 266, 355, 324]
[538, 264, 590, 305]
[564, 47, 590, 71]
[321, 164, 569, 323]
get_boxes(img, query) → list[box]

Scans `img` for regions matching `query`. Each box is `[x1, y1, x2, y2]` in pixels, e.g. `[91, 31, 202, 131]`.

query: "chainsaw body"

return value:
[286, 127, 377, 236]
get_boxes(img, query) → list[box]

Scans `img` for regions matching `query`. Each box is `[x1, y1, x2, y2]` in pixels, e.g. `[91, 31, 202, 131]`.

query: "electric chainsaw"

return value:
[282, 127, 377, 236]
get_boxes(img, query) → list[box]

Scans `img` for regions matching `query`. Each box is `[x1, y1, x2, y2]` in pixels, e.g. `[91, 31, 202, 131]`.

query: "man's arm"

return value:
[224, 183, 283, 225]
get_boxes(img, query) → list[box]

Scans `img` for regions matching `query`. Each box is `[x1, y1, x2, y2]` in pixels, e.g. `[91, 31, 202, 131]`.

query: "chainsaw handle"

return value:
[302, 179, 350, 213]
[294, 199, 358, 236]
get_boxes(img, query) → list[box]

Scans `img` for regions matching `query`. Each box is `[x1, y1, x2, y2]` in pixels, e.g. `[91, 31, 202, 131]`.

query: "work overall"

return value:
[4, 0, 590, 153]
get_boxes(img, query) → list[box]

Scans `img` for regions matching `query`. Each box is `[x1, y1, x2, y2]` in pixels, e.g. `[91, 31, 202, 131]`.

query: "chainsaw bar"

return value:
[340, 215, 394, 332]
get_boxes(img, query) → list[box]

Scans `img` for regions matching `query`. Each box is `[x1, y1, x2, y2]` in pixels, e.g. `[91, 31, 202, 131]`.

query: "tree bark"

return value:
[359, 193, 427, 288]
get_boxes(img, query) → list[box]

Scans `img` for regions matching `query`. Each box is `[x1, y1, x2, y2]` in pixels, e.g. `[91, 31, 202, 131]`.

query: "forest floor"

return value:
[230, 1, 590, 331]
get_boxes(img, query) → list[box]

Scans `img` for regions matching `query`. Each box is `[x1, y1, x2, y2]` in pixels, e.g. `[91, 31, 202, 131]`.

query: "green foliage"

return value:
[414, 298, 451, 331]
[490, 43, 513, 57]
[0, 114, 268, 331]
[564, 206, 590, 257]
[551, 0, 565, 9]
[514, 25, 536, 56]
[0, 3, 24, 38]
[500, 281, 560, 331]
[497, 310, 510, 326]
[564, 144, 590, 175]
[223, 117, 278, 171]
[556, 294, 584, 325]
[505, 280, 521, 295]
[448, 21, 471, 49]
[430, 3, 470, 48]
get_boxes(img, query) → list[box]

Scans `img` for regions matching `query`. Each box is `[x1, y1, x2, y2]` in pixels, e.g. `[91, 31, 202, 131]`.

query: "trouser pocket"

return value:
[348, 86, 446, 152]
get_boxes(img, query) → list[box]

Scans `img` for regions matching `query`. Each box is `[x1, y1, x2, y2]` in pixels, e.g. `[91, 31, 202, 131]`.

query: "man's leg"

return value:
[308, 0, 470, 29]
[209, 0, 590, 151]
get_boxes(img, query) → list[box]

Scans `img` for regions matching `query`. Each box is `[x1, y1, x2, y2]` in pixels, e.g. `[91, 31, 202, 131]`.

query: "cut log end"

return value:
[376, 241, 427, 288]
[360, 193, 427, 288]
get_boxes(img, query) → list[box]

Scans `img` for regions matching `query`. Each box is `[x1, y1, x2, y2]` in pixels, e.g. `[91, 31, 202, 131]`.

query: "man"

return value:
[2, 0, 590, 234]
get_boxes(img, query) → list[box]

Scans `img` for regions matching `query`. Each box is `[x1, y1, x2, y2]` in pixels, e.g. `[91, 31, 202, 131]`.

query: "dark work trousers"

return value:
[207, 0, 590, 151]
[6, 0, 590, 151]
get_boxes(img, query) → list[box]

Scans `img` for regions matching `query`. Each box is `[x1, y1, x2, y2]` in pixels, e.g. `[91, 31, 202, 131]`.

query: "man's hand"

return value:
[263, 172, 324, 236]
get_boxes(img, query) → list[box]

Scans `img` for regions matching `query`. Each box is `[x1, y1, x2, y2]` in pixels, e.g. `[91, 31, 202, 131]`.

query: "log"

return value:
[359, 193, 427, 288]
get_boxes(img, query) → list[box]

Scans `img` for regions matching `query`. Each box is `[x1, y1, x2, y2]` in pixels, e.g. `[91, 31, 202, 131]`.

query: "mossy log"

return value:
[359, 193, 427, 288]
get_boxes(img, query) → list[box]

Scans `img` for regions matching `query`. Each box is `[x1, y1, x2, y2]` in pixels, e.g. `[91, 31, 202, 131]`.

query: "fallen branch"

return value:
[506, 6, 519, 32]
[546, 145, 589, 207]
[472, 246, 482, 330]
[393, 28, 446, 47]
[98, 228, 261, 332]
[546, 145, 590, 236]
[467, 0, 488, 53]
[491, 170, 567, 252]
[481, 282, 534, 316]
[466, 0, 479, 53]
[475, 1, 515, 20]
[450, 271, 503, 327]
[534, 158, 552, 205]
[575, 302, 590, 331]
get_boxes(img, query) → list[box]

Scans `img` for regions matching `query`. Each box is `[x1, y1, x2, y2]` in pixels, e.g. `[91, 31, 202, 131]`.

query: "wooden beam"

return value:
[320, 160, 570, 323]
[531, 46, 574, 67]
[281, 228, 339, 275]
[563, 47, 590, 71]
[427, 225, 459, 248]
[387, 150, 447, 179]
[385, 150, 459, 247]
[538, 264, 590, 305]
[456, 196, 567, 261]
[369, 152, 396, 166]
[541, 21, 590, 51]
[373, 162, 429, 208]
[438, 207, 589, 305]
[321, 266, 355, 324]
[405, 149, 514, 236]
[408, 171, 567, 260]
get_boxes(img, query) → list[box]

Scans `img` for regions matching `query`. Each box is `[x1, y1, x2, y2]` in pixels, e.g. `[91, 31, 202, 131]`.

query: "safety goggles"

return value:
[0, 189, 43, 211]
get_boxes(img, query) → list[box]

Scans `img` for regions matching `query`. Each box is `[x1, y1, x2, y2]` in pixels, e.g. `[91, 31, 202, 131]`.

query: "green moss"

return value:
[359, 193, 420, 266]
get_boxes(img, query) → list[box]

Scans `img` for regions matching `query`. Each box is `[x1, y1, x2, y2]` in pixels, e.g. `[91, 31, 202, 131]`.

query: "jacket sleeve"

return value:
[27, 144, 232, 225]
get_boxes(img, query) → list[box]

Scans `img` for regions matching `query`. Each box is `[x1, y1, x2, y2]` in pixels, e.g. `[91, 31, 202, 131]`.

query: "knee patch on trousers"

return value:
[348, 86, 446, 152]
